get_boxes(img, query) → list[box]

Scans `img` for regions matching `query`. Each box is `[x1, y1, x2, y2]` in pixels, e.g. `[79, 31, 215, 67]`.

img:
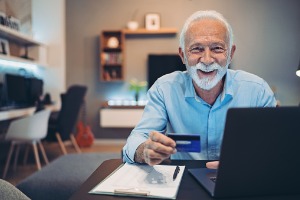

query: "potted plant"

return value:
[129, 79, 147, 101]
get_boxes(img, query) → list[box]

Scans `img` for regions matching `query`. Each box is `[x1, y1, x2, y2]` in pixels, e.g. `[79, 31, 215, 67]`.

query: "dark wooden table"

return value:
[70, 159, 300, 200]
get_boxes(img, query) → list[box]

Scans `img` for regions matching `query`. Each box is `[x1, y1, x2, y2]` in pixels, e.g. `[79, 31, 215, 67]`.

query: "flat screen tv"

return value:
[147, 54, 186, 89]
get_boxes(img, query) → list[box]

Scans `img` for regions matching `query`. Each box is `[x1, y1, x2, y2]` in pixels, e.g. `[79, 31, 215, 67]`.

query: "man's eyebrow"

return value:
[188, 42, 204, 48]
[210, 42, 226, 47]
[189, 42, 226, 47]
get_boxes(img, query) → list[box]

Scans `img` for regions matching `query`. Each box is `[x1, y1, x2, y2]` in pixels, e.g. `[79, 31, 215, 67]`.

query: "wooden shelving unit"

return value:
[99, 28, 177, 82]
[0, 25, 41, 46]
[100, 31, 125, 82]
[0, 24, 47, 68]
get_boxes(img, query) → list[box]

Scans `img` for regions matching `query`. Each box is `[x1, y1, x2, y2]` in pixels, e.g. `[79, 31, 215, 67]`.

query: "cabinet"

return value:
[0, 24, 47, 68]
[99, 28, 177, 82]
[100, 30, 125, 81]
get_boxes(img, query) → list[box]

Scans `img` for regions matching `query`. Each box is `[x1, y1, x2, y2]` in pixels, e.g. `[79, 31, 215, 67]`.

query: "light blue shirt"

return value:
[123, 69, 277, 163]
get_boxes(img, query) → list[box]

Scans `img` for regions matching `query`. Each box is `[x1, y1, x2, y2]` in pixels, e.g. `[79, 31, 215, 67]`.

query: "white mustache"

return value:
[193, 62, 223, 72]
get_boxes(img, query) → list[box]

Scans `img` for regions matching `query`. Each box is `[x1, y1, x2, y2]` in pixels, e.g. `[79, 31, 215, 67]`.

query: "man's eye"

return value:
[190, 47, 203, 53]
[212, 46, 225, 53]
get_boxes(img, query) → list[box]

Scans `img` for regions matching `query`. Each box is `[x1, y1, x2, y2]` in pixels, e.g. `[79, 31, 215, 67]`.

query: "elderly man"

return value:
[122, 10, 277, 167]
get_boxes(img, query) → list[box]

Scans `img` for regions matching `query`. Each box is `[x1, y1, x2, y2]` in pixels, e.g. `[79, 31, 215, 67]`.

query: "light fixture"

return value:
[0, 58, 40, 75]
[0, 59, 38, 69]
[296, 60, 300, 77]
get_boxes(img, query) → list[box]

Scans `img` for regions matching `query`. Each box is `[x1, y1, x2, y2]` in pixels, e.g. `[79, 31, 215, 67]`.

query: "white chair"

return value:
[2, 109, 51, 179]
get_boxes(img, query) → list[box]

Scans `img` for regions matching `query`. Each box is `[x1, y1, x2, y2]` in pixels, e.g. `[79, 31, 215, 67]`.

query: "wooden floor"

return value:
[1, 139, 125, 186]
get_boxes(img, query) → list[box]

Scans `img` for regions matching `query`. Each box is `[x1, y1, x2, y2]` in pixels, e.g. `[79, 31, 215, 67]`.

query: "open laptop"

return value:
[189, 107, 300, 198]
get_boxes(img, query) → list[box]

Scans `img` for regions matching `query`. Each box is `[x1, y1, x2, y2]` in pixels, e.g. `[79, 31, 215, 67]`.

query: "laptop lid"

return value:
[189, 107, 300, 198]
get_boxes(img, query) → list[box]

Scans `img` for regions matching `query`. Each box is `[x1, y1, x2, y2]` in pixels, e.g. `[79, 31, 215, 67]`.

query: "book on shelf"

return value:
[102, 52, 122, 65]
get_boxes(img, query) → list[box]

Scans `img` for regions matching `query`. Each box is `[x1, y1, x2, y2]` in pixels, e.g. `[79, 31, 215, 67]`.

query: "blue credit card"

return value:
[167, 133, 201, 152]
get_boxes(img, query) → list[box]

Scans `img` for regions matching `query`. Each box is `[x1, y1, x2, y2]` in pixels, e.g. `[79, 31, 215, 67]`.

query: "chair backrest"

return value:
[5, 109, 51, 141]
[0, 179, 30, 200]
[56, 85, 87, 140]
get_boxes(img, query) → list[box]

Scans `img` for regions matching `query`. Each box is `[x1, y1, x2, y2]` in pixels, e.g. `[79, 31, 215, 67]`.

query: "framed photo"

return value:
[0, 38, 10, 55]
[145, 13, 160, 30]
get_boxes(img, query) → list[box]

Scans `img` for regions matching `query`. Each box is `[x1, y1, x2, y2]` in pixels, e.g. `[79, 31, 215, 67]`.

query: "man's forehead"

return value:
[186, 19, 228, 44]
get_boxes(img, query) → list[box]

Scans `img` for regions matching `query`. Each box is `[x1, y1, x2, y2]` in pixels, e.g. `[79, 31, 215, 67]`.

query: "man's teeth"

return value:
[198, 69, 214, 72]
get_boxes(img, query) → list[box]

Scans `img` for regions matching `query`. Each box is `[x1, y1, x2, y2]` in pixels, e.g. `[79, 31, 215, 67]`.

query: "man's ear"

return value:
[179, 47, 185, 64]
[230, 45, 236, 61]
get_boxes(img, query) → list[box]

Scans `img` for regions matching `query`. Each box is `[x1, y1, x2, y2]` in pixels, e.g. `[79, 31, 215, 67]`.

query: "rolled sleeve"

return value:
[122, 81, 168, 163]
[122, 131, 148, 163]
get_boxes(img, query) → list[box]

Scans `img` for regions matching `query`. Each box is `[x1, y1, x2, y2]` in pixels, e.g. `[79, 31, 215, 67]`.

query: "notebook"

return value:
[189, 107, 300, 198]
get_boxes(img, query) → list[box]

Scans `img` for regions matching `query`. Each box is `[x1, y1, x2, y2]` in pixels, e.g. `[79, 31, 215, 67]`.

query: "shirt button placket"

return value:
[207, 108, 215, 160]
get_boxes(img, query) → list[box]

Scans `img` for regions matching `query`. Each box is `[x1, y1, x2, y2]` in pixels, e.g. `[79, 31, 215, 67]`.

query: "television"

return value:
[147, 54, 186, 89]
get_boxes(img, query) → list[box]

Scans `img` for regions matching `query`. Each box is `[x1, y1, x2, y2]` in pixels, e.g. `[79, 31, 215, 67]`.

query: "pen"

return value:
[173, 166, 180, 181]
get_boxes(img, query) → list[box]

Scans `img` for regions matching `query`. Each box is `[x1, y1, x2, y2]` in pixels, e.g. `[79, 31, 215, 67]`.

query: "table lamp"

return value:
[296, 60, 300, 77]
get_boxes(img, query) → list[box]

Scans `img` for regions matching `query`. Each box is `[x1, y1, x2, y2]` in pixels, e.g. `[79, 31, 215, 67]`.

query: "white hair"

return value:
[179, 10, 234, 52]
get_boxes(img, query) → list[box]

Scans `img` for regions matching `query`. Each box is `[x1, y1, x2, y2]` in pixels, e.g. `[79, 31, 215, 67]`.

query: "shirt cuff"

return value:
[122, 132, 148, 163]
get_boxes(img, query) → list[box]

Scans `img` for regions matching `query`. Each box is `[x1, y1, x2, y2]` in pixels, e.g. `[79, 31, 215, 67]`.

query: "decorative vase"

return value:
[127, 21, 139, 30]
[135, 92, 139, 102]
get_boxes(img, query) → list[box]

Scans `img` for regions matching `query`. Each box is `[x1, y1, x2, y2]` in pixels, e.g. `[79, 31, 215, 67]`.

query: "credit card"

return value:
[167, 133, 201, 152]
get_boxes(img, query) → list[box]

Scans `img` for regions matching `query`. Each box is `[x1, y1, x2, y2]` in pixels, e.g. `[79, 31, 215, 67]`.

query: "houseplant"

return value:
[129, 79, 147, 101]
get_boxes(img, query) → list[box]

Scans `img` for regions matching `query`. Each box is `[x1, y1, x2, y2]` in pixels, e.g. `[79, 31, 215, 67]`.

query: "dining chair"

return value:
[2, 109, 51, 179]
[0, 179, 30, 200]
[45, 85, 87, 155]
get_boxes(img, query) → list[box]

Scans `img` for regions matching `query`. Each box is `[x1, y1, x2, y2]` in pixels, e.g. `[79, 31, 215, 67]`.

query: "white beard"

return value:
[185, 58, 229, 91]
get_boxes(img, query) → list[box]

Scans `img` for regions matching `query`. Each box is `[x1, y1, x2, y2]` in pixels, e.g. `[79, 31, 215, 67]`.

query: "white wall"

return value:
[32, 0, 66, 104]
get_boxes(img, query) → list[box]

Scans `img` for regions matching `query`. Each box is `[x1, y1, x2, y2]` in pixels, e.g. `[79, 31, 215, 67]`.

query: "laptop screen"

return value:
[189, 107, 300, 198]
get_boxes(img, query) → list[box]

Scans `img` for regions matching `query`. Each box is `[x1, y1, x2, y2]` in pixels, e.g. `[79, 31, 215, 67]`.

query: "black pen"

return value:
[173, 166, 180, 181]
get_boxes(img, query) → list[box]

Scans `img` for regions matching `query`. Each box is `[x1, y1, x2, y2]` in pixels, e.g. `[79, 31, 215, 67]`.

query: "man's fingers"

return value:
[146, 138, 176, 155]
[150, 131, 176, 148]
[206, 161, 219, 169]
[142, 131, 178, 165]
[143, 148, 170, 166]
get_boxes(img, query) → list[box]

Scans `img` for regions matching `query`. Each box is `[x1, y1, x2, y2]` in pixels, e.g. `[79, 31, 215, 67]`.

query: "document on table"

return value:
[89, 163, 185, 199]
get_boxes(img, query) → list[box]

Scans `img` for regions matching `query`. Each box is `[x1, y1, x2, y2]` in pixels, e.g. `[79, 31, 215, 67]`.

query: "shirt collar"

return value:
[184, 75, 196, 98]
[220, 69, 234, 102]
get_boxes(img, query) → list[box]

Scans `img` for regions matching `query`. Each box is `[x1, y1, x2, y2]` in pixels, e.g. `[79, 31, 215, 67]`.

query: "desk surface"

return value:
[0, 104, 59, 121]
[70, 159, 300, 200]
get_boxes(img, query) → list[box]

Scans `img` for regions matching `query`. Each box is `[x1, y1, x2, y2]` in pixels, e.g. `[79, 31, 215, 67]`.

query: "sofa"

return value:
[16, 152, 120, 200]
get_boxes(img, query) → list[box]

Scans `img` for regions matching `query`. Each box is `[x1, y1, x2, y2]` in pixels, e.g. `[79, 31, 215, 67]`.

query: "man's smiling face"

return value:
[181, 19, 233, 90]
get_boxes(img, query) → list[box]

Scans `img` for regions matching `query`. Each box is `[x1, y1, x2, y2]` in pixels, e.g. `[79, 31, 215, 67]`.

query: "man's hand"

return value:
[134, 131, 177, 166]
[206, 161, 219, 169]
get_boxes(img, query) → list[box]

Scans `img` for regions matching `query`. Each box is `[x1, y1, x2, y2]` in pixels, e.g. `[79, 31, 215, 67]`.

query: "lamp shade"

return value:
[297, 60, 300, 77]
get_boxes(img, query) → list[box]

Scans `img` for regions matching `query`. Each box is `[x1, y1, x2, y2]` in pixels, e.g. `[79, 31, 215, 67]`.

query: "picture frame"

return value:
[145, 13, 160, 30]
[0, 38, 10, 55]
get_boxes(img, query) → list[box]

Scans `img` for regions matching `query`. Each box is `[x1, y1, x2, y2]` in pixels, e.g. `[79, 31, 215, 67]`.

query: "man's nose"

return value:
[200, 49, 214, 66]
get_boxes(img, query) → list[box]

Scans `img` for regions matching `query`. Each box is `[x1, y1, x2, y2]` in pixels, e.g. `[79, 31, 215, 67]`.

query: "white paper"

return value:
[90, 163, 185, 199]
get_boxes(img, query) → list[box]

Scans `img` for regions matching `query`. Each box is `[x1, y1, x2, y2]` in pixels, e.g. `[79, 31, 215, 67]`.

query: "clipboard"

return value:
[89, 163, 185, 199]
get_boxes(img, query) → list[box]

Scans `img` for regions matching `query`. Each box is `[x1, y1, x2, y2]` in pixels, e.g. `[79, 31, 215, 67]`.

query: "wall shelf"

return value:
[122, 28, 177, 35]
[99, 28, 177, 82]
[0, 54, 47, 68]
[0, 25, 48, 68]
[100, 30, 125, 81]
[0, 25, 42, 46]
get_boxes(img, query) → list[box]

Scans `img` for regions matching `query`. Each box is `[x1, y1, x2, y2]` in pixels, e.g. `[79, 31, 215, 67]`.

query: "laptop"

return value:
[189, 107, 300, 198]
